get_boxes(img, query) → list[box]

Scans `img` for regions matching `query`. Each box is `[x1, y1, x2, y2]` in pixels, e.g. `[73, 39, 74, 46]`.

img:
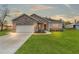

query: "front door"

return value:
[44, 24, 47, 30]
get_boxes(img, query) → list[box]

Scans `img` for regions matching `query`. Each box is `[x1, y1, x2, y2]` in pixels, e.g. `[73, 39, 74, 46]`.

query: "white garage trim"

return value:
[16, 25, 34, 33]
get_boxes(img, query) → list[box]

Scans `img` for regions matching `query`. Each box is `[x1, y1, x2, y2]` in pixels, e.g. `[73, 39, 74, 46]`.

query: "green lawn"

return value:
[16, 29, 79, 54]
[0, 30, 9, 36]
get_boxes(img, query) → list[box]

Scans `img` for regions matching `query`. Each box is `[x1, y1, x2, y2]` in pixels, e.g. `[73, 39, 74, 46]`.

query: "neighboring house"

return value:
[74, 22, 79, 30]
[65, 24, 74, 29]
[12, 14, 63, 33]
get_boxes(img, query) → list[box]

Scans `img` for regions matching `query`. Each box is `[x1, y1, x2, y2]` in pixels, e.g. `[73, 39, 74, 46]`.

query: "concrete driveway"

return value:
[0, 32, 32, 54]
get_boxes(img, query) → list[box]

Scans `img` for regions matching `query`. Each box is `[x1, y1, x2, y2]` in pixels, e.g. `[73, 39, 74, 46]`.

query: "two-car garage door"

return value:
[16, 25, 34, 33]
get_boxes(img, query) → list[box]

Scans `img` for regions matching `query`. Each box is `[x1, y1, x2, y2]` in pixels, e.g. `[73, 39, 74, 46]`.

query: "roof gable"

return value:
[12, 14, 37, 25]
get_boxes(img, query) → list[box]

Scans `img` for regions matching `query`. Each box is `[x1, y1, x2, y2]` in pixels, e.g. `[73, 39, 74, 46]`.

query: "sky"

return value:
[0, 4, 79, 23]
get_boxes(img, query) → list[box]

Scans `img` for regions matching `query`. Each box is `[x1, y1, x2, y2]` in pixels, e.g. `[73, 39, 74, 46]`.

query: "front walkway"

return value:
[0, 32, 32, 54]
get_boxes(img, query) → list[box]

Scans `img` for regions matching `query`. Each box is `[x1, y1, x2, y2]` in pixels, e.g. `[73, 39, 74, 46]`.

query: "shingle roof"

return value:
[30, 14, 49, 23]
[31, 14, 63, 23]
[13, 14, 37, 22]
[43, 17, 54, 22]
[12, 13, 63, 25]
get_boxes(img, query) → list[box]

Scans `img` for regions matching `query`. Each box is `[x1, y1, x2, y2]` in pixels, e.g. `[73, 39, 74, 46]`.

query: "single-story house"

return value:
[12, 14, 64, 33]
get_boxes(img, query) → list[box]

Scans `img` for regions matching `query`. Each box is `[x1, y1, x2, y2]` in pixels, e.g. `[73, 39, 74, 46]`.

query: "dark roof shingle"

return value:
[30, 14, 49, 23]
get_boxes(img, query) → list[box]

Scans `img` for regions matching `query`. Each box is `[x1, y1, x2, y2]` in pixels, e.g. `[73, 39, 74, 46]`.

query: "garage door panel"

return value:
[16, 25, 34, 33]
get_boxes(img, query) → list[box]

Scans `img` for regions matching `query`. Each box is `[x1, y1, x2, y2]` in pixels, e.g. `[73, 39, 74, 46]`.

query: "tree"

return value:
[0, 5, 9, 31]
[4, 20, 8, 30]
